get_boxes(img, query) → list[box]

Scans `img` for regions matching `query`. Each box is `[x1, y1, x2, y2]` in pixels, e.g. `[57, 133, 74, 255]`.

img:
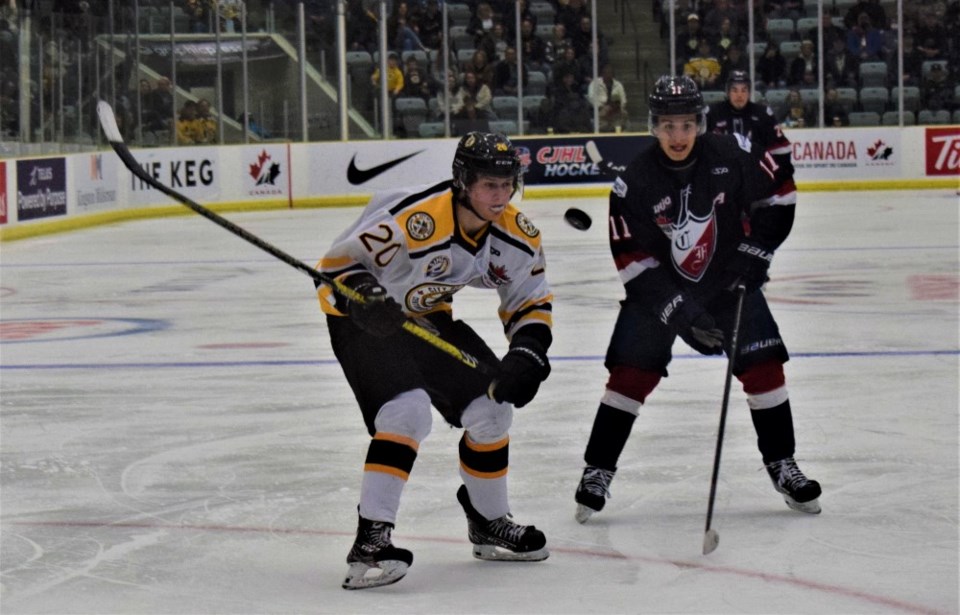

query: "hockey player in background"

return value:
[318, 132, 552, 589]
[706, 70, 792, 171]
[573, 75, 821, 524]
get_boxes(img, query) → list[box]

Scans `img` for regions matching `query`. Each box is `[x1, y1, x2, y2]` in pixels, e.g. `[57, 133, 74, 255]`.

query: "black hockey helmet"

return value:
[648, 74, 707, 135]
[452, 131, 522, 192]
[726, 69, 752, 92]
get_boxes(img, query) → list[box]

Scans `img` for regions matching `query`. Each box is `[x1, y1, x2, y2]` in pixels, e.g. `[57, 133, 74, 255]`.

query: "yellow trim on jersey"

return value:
[319, 254, 356, 271]
[395, 191, 457, 251]
[498, 203, 543, 250]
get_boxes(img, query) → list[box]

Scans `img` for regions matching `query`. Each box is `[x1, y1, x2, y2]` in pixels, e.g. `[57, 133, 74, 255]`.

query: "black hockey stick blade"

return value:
[95, 101, 496, 377]
[702, 283, 747, 555]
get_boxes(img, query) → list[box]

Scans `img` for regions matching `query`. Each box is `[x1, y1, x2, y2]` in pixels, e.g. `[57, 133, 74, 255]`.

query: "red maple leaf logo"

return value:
[249, 150, 271, 180]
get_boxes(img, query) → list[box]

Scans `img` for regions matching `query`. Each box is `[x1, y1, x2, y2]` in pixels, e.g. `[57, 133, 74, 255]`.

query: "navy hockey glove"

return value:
[343, 274, 406, 338]
[491, 338, 551, 408]
[724, 240, 773, 293]
[659, 292, 725, 356]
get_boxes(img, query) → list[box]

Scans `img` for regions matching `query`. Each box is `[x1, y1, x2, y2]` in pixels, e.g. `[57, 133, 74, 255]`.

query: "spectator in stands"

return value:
[552, 45, 587, 90]
[346, 0, 378, 52]
[544, 23, 572, 70]
[184, 0, 212, 33]
[496, 0, 536, 40]
[144, 76, 175, 132]
[432, 69, 459, 119]
[806, 11, 846, 50]
[704, 0, 744, 41]
[781, 96, 812, 128]
[676, 13, 705, 70]
[451, 94, 491, 135]
[492, 46, 528, 97]
[477, 21, 509, 63]
[468, 49, 496, 88]
[846, 12, 885, 62]
[921, 62, 954, 111]
[557, 0, 589, 38]
[219, 0, 242, 33]
[765, 0, 805, 21]
[789, 39, 817, 86]
[825, 35, 857, 88]
[195, 98, 218, 143]
[239, 111, 270, 139]
[176, 101, 202, 144]
[823, 87, 850, 126]
[720, 45, 750, 86]
[417, 0, 445, 51]
[684, 38, 723, 91]
[711, 18, 743, 58]
[756, 40, 788, 90]
[544, 68, 592, 134]
[844, 0, 888, 30]
[452, 70, 494, 119]
[372, 52, 405, 98]
[587, 63, 628, 132]
[389, 1, 428, 52]
[571, 14, 607, 63]
[520, 17, 549, 75]
[914, 9, 949, 62]
[896, 33, 925, 87]
[467, 2, 497, 41]
[401, 64, 436, 102]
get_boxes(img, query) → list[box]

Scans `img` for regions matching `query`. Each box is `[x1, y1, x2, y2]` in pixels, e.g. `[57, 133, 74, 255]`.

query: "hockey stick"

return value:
[96, 100, 496, 377]
[702, 283, 747, 555]
[584, 140, 626, 178]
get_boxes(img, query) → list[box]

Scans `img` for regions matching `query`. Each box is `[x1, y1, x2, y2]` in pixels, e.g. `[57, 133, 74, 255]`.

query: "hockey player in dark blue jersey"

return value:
[707, 70, 792, 171]
[574, 75, 821, 524]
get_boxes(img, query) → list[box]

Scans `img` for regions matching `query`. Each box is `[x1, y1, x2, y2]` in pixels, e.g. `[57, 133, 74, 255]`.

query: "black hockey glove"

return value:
[343, 274, 406, 338]
[659, 291, 725, 356]
[491, 338, 551, 408]
[724, 240, 773, 293]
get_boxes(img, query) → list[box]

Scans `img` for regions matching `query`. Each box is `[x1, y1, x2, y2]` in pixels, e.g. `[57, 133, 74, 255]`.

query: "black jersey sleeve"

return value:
[731, 133, 797, 251]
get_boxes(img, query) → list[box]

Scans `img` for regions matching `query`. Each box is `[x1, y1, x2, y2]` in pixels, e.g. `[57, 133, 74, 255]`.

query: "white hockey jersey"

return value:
[317, 180, 552, 341]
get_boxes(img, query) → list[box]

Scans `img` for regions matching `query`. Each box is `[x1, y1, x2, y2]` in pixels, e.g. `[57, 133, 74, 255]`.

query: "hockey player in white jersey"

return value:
[318, 132, 553, 589]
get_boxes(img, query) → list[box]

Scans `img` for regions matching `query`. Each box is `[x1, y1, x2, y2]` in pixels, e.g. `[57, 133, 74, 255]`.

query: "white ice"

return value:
[1, 190, 957, 614]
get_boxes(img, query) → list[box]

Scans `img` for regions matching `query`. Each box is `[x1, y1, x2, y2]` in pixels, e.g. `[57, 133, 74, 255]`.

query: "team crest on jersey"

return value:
[424, 255, 450, 277]
[406, 212, 436, 241]
[406, 282, 465, 312]
[671, 185, 717, 282]
[515, 212, 539, 238]
[483, 263, 512, 287]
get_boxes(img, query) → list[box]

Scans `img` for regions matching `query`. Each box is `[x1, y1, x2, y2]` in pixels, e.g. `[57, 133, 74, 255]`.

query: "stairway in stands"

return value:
[593, 1, 671, 130]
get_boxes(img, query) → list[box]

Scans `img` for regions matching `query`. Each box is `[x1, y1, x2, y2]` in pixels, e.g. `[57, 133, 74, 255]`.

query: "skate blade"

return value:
[472, 544, 549, 562]
[575, 504, 596, 524]
[342, 560, 409, 590]
[783, 495, 821, 514]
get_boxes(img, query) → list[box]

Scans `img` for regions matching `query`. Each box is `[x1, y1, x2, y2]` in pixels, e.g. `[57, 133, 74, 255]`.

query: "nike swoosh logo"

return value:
[347, 150, 424, 185]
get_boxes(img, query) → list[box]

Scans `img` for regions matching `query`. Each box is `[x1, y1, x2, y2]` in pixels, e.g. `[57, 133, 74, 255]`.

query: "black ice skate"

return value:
[342, 515, 414, 590]
[456, 485, 549, 562]
[766, 457, 822, 514]
[574, 465, 615, 523]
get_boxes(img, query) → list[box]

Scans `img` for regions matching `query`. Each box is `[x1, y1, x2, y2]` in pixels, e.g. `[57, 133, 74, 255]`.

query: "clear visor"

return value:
[648, 112, 706, 137]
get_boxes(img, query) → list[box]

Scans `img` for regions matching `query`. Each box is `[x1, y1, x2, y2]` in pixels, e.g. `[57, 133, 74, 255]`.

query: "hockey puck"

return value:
[564, 207, 592, 231]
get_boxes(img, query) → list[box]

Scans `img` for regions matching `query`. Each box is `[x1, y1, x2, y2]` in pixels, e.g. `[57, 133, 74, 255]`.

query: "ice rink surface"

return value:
[1, 189, 958, 614]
